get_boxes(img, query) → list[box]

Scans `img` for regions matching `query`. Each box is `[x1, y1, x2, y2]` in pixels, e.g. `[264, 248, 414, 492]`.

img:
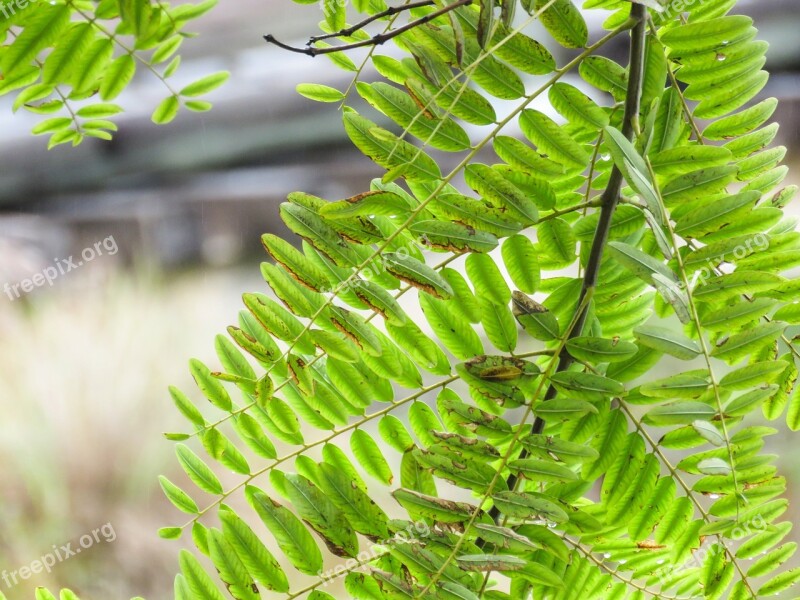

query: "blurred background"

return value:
[0, 1, 799, 597]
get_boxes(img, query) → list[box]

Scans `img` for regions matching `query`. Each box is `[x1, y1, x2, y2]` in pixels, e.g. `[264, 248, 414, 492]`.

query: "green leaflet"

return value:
[608, 241, 676, 286]
[501, 235, 540, 294]
[351, 279, 408, 325]
[280, 201, 359, 268]
[441, 268, 481, 324]
[179, 550, 226, 600]
[351, 429, 394, 485]
[509, 459, 579, 484]
[420, 293, 483, 360]
[513, 290, 560, 341]
[176, 443, 224, 495]
[492, 491, 569, 523]
[281, 473, 359, 557]
[519, 109, 590, 170]
[579, 56, 628, 102]
[357, 82, 471, 152]
[408, 24, 525, 100]
[493, 136, 565, 177]
[464, 163, 539, 224]
[549, 82, 609, 130]
[245, 486, 323, 575]
[533, 0, 588, 49]
[694, 271, 784, 304]
[411, 219, 499, 253]
[650, 145, 733, 179]
[566, 336, 638, 364]
[386, 318, 451, 374]
[603, 126, 662, 220]
[383, 252, 454, 299]
[633, 325, 701, 360]
[478, 297, 518, 352]
[392, 488, 476, 524]
[538, 218, 576, 267]
[456, 6, 556, 75]
[428, 192, 524, 237]
[660, 15, 755, 56]
[644, 402, 717, 426]
[160, 476, 199, 515]
[522, 434, 599, 464]
[711, 321, 786, 363]
[207, 529, 260, 600]
[320, 190, 413, 220]
[343, 110, 441, 181]
[640, 373, 711, 399]
[466, 252, 511, 306]
[189, 358, 233, 412]
[674, 191, 760, 238]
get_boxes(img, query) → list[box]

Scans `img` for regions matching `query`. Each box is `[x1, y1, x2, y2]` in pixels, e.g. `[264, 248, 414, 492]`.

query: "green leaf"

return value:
[501, 235, 540, 294]
[245, 486, 323, 575]
[383, 252, 453, 299]
[550, 371, 625, 398]
[492, 491, 569, 523]
[152, 95, 180, 124]
[207, 529, 260, 600]
[100, 55, 137, 101]
[420, 293, 483, 360]
[189, 359, 232, 411]
[297, 83, 345, 103]
[179, 550, 226, 600]
[2, 5, 71, 75]
[281, 473, 359, 557]
[393, 488, 475, 524]
[176, 443, 224, 495]
[466, 253, 511, 307]
[538, 218, 576, 267]
[159, 476, 199, 514]
[180, 71, 230, 97]
[633, 325, 701, 360]
[219, 507, 289, 592]
[711, 322, 786, 363]
[566, 336, 638, 364]
[549, 82, 609, 129]
[608, 241, 676, 285]
[533, 0, 588, 49]
[644, 402, 717, 426]
[343, 110, 441, 181]
[641, 373, 710, 398]
[579, 56, 628, 102]
[520, 109, 589, 169]
[357, 81, 470, 152]
[351, 429, 394, 485]
[464, 164, 539, 223]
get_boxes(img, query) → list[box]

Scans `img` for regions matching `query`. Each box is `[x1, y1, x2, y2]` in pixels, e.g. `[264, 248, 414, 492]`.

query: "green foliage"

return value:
[0, 0, 225, 147]
[153, 1, 799, 599]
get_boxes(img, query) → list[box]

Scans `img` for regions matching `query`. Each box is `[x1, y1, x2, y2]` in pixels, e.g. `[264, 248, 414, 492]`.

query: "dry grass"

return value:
[0, 267, 259, 598]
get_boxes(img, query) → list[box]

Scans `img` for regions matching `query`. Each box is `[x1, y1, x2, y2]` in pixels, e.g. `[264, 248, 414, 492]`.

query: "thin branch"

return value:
[264, 0, 472, 56]
[309, 0, 437, 43]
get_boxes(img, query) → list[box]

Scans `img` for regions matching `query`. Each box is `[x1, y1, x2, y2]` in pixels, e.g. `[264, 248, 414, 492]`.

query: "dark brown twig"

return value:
[309, 0, 438, 43]
[489, 3, 650, 524]
[264, 0, 472, 56]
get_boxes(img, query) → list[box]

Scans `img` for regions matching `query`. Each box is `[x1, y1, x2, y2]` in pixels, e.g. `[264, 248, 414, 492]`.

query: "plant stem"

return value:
[309, 0, 438, 43]
[492, 3, 649, 522]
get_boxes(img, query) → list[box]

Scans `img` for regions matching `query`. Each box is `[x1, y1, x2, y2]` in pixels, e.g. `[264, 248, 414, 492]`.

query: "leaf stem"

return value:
[494, 3, 649, 521]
